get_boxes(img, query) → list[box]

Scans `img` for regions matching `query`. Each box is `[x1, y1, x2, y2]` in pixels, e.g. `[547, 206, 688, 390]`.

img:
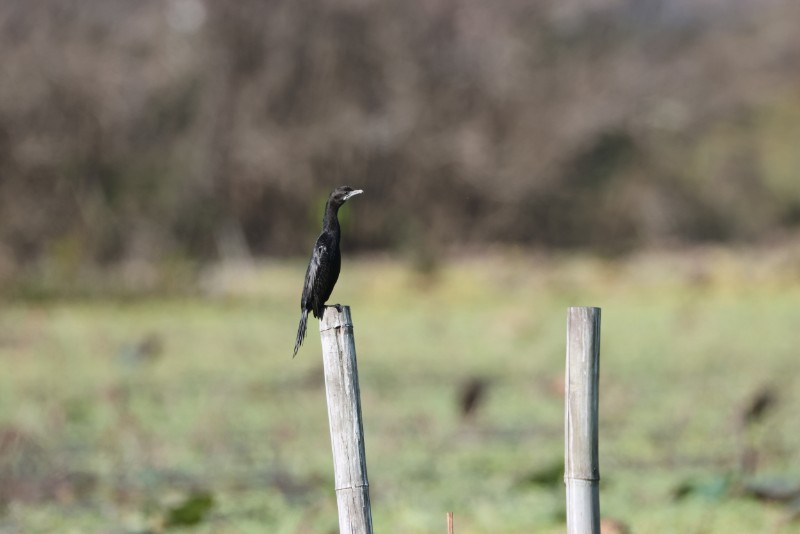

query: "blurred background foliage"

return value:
[0, 0, 799, 287]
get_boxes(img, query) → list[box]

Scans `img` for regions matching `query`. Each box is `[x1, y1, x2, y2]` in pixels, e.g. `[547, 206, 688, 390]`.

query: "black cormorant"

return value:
[293, 186, 363, 356]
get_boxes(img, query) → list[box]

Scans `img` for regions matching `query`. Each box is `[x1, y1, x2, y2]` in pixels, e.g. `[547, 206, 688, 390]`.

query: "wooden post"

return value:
[564, 307, 601, 534]
[447, 511, 454, 534]
[319, 306, 373, 534]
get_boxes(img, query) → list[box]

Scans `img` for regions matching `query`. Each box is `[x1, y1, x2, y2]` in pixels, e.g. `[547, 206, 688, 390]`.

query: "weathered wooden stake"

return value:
[319, 305, 373, 534]
[447, 511, 454, 534]
[564, 307, 601, 534]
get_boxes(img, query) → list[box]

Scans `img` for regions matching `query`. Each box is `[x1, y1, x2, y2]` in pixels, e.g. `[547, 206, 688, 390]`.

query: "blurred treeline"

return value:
[1, 0, 800, 278]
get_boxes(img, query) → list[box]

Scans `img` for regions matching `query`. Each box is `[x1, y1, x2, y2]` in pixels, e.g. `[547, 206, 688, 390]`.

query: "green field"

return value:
[2, 250, 800, 533]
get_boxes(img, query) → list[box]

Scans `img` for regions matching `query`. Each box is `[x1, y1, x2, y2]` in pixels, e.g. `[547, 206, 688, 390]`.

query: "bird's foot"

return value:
[325, 304, 343, 313]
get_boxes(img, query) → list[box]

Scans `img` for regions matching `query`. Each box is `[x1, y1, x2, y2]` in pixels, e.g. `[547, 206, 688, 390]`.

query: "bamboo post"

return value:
[564, 307, 601, 534]
[319, 305, 373, 534]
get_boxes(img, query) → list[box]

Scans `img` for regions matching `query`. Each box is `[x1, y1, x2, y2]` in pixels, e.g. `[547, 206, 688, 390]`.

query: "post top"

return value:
[319, 305, 353, 332]
[567, 306, 601, 312]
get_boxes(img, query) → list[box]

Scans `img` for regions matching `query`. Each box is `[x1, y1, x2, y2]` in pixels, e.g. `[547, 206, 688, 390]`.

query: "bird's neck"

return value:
[322, 201, 340, 233]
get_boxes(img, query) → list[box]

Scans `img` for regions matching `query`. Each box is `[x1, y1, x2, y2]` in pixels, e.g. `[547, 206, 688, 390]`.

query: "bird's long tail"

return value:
[293, 309, 308, 357]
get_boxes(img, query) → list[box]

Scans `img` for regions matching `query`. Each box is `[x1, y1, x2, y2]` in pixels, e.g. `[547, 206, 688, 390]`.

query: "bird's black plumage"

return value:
[293, 186, 363, 356]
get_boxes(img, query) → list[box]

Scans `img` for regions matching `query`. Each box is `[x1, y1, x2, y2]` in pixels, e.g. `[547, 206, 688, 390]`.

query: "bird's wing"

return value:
[302, 243, 324, 307]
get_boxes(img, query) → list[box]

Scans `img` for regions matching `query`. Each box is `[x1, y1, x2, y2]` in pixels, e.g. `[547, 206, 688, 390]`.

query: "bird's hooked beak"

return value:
[344, 189, 364, 201]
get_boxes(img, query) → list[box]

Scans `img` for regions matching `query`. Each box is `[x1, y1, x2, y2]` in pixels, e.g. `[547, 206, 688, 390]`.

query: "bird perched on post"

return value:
[293, 186, 363, 356]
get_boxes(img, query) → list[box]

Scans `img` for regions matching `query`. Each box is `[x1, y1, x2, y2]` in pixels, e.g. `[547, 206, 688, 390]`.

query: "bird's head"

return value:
[329, 185, 364, 208]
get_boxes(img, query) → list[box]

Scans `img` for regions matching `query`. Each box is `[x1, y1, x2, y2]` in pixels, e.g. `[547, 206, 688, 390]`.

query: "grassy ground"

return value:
[1, 249, 800, 533]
